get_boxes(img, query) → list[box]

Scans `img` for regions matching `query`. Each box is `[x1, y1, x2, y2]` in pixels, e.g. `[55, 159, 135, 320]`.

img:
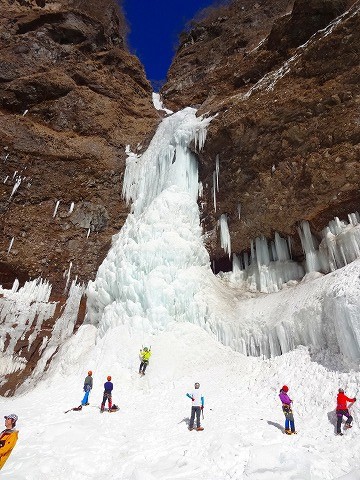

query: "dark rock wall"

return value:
[0, 0, 159, 292]
[162, 0, 360, 263]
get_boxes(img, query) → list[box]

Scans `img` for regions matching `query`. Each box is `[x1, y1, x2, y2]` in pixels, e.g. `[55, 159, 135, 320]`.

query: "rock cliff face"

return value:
[0, 0, 159, 293]
[162, 0, 360, 266]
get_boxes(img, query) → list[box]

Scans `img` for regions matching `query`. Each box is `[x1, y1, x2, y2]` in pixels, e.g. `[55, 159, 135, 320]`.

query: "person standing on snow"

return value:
[139, 347, 152, 375]
[336, 388, 356, 435]
[100, 375, 113, 412]
[279, 385, 296, 435]
[81, 370, 93, 406]
[0, 414, 18, 470]
[186, 382, 204, 431]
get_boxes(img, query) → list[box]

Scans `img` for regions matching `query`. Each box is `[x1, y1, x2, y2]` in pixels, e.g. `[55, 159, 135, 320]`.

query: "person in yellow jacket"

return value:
[139, 347, 152, 375]
[0, 414, 18, 470]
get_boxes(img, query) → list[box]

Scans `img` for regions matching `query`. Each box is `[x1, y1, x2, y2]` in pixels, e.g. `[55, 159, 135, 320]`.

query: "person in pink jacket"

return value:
[279, 385, 296, 435]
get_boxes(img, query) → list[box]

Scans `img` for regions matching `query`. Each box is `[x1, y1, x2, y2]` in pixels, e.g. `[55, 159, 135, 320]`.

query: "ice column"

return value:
[87, 108, 213, 334]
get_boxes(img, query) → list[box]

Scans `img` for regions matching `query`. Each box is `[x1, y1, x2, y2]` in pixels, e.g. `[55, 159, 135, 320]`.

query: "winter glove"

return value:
[354, 398, 357, 402]
[201, 406, 204, 410]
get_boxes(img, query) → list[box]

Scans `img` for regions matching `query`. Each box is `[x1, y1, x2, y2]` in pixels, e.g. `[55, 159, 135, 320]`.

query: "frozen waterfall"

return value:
[86, 108, 213, 336]
[86, 107, 360, 364]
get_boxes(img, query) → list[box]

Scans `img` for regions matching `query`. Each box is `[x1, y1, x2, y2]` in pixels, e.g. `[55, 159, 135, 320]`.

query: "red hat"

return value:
[282, 385, 289, 392]
[107, 375, 111, 381]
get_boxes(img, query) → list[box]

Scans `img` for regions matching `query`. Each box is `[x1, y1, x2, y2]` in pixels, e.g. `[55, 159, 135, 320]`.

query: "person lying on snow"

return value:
[336, 388, 356, 435]
[0, 414, 18, 470]
[279, 385, 297, 435]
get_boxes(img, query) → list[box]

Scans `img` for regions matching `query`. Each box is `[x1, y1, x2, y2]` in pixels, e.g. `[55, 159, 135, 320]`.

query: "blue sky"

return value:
[122, 0, 216, 88]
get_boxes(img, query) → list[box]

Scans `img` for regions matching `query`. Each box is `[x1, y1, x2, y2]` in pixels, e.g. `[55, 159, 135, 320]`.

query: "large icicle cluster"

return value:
[221, 213, 360, 294]
[0, 279, 84, 381]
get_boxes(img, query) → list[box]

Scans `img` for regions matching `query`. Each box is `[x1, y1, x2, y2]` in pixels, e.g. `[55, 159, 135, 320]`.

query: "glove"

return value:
[354, 398, 357, 402]
[201, 406, 204, 410]
[191, 397, 195, 401]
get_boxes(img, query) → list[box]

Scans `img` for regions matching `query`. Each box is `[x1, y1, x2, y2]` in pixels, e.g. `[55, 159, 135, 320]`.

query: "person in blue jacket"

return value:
[186, 382, 204, 431]
[100, 376, 113, 412]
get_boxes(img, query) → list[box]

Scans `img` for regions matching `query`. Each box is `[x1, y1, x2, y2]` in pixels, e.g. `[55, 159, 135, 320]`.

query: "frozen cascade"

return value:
[87, 108, 213, 335]
[86, 106, 360, 363]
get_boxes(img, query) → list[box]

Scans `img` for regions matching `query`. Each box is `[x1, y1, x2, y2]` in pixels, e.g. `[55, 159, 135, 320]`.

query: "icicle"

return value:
[215, 154, 219, 192]
[297, 221, 321, 273]
[22, 109, 28, 116]
[64, 261, 73, 293]
[212, 171, 217, 212]
[68, 202, 75, 214]
[86, 228, 90, 238]
[4, 153, 9, 161]
[198, 182, 203, 198]
[12, 171, 17, 179]
[7, 237, 14, 254]
[53, 200, 60, 218]
[219, 214, 231, 258]
[10, 177, 21, 199]
[3, 176, 9, 184]
[237, 204, 241, 220]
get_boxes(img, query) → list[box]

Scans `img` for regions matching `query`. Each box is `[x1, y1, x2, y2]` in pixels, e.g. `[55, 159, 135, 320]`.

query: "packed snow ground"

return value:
[1, 321, 360, 479]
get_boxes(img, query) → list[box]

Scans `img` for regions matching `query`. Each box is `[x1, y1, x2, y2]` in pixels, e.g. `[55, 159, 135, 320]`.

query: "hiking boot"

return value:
[196, 427, 204, 431]
[284, 429, 292, 435]
[344, 424, 352, 429]
[188, 427, 194, 431]
[336, 432, 344, 436]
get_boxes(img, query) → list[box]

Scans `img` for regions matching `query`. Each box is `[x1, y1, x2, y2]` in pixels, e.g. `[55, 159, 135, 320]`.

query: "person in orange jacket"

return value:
[336, 388, 356, 435]
[0, 414, 18, 470]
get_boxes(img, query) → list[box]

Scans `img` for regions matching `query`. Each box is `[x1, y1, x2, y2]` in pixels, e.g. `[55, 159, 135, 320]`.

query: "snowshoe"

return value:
[196, 427, 204, 431]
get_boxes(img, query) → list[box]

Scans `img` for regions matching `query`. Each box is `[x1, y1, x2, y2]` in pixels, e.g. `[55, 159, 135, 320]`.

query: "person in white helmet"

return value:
[0, 414, 18, 470]
[186, 382, 204, 431]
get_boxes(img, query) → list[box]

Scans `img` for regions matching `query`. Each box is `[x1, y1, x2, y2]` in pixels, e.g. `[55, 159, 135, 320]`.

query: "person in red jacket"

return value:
[336, 388, 356, 435]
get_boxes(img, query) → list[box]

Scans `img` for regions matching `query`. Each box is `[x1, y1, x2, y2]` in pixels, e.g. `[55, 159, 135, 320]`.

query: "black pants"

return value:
[139, 361, 148, 374]
[336, 409, 352, 433]
[190, 406, 201, 429]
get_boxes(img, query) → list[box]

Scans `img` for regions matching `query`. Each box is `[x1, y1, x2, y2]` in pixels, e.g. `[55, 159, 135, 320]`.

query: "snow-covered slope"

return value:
[1, 322, 360, 479]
